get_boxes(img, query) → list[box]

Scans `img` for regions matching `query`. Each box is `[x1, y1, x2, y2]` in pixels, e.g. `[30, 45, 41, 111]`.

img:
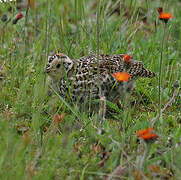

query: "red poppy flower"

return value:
[112, 72, 130, 82]
[17, 12, 23, 20]
[136, 128, 158, 141]
[12, 12, 23, 24]
[158, 8, 173, 23]
[123, 54, 131, 64]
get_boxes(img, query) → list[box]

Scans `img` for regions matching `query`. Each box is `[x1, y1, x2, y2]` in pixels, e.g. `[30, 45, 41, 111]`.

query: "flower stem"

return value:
[139, 142, 147, 170]
[158, 23, 167, 120]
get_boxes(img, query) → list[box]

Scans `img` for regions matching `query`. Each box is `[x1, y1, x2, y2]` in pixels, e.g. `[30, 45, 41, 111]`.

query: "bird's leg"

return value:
[99, 96, 106, 121]
[116, 99, 123, 109]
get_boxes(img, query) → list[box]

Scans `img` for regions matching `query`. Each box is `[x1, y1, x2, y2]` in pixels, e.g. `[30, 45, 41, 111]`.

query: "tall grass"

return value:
[0, 0, 180, 179]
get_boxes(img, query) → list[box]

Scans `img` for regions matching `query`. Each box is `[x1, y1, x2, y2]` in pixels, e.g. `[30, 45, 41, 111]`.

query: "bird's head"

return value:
[45, 53, 73, 80]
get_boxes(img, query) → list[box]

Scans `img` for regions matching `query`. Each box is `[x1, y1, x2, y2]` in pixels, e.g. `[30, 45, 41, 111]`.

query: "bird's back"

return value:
[75, 54, 155, 78]
[58, 54, 155, 102]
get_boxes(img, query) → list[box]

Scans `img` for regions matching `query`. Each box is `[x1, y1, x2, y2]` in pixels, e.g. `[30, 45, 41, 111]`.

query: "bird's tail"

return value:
[139, 68, 156, 78]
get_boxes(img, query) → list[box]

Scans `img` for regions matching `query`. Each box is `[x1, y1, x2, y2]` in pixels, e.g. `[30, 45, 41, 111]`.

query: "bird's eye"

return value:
[56, 64, 61, 68]
[49, 58, 53, 63]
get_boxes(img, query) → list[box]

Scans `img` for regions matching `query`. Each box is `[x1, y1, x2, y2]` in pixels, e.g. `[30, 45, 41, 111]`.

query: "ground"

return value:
[0, 0, 180, 179]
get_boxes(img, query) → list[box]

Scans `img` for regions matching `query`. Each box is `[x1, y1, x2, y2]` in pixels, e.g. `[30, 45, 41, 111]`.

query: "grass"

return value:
[0, 0, 180, 179]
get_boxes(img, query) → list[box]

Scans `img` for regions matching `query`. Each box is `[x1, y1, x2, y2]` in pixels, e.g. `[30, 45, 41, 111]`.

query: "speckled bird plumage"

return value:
[45, 53, 156, 102]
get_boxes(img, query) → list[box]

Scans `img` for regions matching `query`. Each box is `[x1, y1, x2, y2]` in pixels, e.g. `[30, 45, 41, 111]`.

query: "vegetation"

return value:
[0, 0, 180, 179]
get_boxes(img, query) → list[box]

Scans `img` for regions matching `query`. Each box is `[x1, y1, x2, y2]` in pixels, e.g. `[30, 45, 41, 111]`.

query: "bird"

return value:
[45, 53, 156, 104]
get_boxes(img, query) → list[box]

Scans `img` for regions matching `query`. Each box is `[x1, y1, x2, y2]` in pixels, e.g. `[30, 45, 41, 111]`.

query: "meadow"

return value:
[0, 0, 180, 179]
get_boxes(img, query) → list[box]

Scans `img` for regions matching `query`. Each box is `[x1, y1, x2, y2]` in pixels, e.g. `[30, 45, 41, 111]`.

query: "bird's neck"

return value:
[65, 61, 75, 77]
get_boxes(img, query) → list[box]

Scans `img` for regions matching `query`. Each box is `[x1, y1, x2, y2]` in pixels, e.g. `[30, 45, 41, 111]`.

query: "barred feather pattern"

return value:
[45, 53, 156, 102]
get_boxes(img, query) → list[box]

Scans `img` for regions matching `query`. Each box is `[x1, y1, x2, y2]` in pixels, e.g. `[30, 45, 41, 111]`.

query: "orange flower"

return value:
[112, 72, 130, 82]
[158, 8, 173, 23]
[136, 127, 153, 136]
[159, 13, 172, 21]
[141, 133, 158, 140]
[136, 128, 158, 141]
[123, 54, 131, 64]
